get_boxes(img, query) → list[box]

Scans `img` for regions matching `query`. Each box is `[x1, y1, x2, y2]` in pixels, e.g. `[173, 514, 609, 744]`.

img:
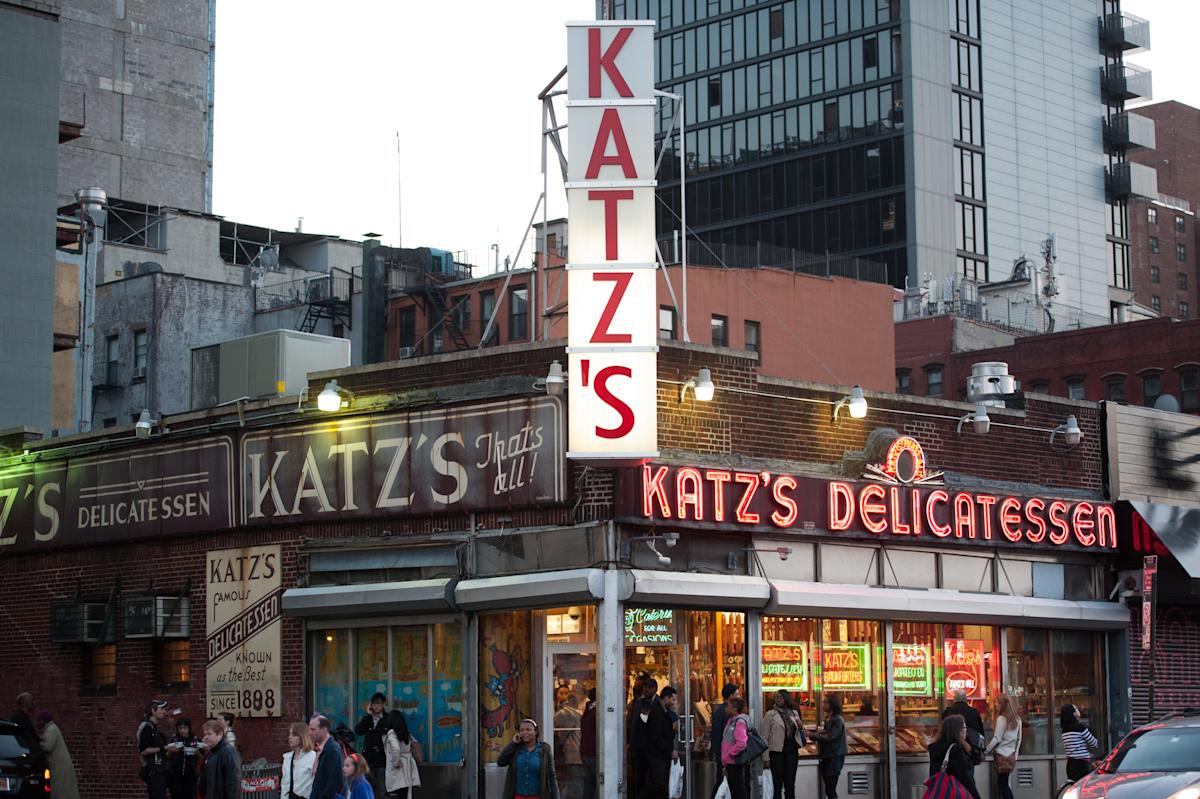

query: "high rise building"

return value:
[605, 0, 1155, 324]
[57, 0, 215, 211]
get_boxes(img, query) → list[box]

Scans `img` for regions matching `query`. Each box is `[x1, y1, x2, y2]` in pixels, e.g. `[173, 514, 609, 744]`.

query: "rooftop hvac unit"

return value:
[190, 330, 350, 408]
[51, 602, 110, 644]
[966, 362, 1016, 408]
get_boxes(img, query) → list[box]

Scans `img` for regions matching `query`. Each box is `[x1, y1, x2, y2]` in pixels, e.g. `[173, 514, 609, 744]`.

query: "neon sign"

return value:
[821, 643, 871, 691]
[944, 639, 986, 699]
[626, 464, 1117, 551]
[865, 436, 943, 485]
[624, 608, 676, 645]
[892, 644, 933, 697]
[762, 642, 809, 692]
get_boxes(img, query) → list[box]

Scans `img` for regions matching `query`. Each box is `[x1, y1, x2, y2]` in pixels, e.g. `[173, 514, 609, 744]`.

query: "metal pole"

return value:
[679, 93, 689, 342]
[599, 566, 626, 799]
[540, 97, 549, 341]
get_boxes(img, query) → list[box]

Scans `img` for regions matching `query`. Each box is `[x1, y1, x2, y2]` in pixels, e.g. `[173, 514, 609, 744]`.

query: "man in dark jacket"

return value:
[942, 690, 985, 768]
[199, 719, 241, 799]
[9, 693, 36, 743]
[634, 680, 675, 799]
[309, 715, 346, 799]
[580, 689, 598, 799]
[354, 693, 388, 798]
[810, 696, 847, 799]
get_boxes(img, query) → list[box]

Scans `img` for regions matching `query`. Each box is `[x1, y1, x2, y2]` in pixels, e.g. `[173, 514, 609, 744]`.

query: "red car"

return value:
[1059, 710, 1200, 799]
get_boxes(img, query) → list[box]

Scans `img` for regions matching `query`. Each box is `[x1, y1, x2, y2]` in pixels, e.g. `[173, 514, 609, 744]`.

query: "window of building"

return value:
[480, 291, 497, 344]
[1180, 273, 1189, 291]
[157, 640, 190, 687]
[1051, 631, 1105, 753]
[1150, 265, 1160, 283]
[102, 417, 116, 428]
[710, 314, 728, 347]
[744, 320, 761, 355]
[1182, 302, 1191, 320]
[1149, 236, 1159, 254]
[105, 334, 119, 384]
[1029, 380, 1050, 394]
[1147, 206, 1157, 224]
[769, 7, 783, 40]
[1180, 369, 1199, 411]
[1178, 244, 1187, 262]
[1066, 378, 1085, 400]
[397, 307, 416, 350]
[450, 296, 471, 334]
[1105, 377, 1125, 402]
[925, 366, 943, 397]
[658, 306, 676, 340]
[1142, 372, 1162, 407]
[708, 76, 721, 108]
[133, 329, 148, 377]
[1152, 296, 1161, 312]
[863, 37, 878, 70]
[1176, 215, 1186, 233]
[508, 286, 528, 341]
[896, 370, 911, 394]
[83, 644, 117, 691]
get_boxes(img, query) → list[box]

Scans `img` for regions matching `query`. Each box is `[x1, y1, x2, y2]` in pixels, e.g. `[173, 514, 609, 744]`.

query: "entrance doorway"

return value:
[625, 610, 747, 799]
[542, 606, 599, 799]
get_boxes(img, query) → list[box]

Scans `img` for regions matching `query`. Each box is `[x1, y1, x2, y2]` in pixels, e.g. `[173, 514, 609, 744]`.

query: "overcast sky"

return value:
[212, 1, 1197, 272]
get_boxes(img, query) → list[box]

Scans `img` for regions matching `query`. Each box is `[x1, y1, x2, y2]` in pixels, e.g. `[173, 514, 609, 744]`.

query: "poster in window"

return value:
[392, 627, 430, 750]
[944, 639, 985, 699]
[480, 612, 531, 763]
[433, 624, 464, 764]
[892, 644, 933, 697]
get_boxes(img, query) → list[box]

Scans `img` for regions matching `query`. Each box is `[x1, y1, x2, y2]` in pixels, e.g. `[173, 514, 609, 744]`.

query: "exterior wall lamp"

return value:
[831, 385, 868, 422]
[956, 403, 991, 435]
[544, 360, 566, 397]
[1050, 415, 1083, 448]
[317, 380, 354, 412]
[134, 409, 156, 438]
[727, 545, 793, 570]
[679, 367, 714, 403]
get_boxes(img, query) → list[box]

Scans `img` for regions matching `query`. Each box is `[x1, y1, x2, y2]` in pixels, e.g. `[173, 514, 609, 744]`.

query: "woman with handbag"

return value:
[282, 722, 318, 799]
[984, 694, 1021, 799]
[762, 690, 805, 799]
[720, 698, 752, 799]
[925, 715, 981, 799]
[383, 710, 421, 799]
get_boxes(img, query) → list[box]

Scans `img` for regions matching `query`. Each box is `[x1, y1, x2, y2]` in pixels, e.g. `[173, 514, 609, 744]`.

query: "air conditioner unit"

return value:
[125, 596, 190, 638]
[51, 602, 110, 644]
[133, 365, 147, 379]
[398, 346, 417, 359]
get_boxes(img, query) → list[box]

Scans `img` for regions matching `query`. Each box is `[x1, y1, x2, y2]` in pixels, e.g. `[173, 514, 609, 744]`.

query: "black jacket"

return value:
[8, 712, 36, 746]
[710, 703, 728, 757]
[497, 740, 559, 799]
[810, 714, 847, 759]
[942, 702, 985, 736]
[310, 739, 345, 799]
[636, 698, 675, 761]
[200, 738, 242, 799]
[354, 713, 387, 768]
[928, 740, 982, 799]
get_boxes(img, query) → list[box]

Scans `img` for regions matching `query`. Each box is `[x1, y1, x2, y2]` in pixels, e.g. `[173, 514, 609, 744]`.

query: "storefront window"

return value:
[432, 623, 464, 764]
[942, 624, 1001, 741]
[356, 627, 390, 725]
[762, 616, 819, 755]
[314, 629, 351, 731]
[893, 622, 940, 755]
[1005, 628, 1049, 755]
[480, 611, 533, 764]
[1052, 630, 1103, 753]
[392, 627, 430, 755]
[820, 619, 883, 754]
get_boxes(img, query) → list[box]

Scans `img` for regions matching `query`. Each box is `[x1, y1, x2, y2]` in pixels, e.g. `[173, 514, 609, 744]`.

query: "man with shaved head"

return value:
[9, 692, 36, 742]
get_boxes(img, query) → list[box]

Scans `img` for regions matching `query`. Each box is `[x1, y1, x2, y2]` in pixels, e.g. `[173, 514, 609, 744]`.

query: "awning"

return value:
[454, 568, 609, 610]
[1127, 501, 1200, 579]
[628, 569, 771, 609]
[768, 580, 1129, 630]
[282, 578, 457, 618]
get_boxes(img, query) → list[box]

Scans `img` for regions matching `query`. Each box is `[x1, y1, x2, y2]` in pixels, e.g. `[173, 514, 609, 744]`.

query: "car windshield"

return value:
[0, 732, 31, 759]
[1107, 727, 1200, 773]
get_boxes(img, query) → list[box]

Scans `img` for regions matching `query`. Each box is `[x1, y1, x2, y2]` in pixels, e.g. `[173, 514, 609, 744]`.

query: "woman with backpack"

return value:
[720, 698, 752, 799]
[926, 714, 981, 799]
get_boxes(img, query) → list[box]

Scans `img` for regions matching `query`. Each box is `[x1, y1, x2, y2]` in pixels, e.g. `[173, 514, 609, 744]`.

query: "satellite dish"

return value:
[256, 245, 279, 271]
[1154, 394, 1181, 413]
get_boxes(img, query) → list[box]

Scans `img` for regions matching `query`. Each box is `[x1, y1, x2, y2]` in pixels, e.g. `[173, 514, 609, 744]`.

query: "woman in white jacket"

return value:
[384, 710, 421, 799]
[984, 693, 1022, 799]
[281, 722, 318, 799]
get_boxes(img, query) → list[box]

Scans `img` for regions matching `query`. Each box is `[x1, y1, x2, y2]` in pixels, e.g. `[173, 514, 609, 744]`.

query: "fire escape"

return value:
[408, 272, 470, 350]
[297, 271, 354, 333]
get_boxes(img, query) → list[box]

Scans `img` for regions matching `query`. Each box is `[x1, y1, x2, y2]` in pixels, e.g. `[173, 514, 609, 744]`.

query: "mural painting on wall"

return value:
[432, 627, 464, 763]
[392, 628, 431, 750]
[480, 612, 531, 763]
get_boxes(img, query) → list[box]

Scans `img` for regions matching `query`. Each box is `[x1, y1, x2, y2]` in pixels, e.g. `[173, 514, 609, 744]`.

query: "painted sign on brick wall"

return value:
[206, 544, 282, 718]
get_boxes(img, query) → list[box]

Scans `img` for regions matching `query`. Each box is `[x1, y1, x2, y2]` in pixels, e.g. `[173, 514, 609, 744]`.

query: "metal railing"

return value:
[254, 270, 353, 312]
[898, 290, 1113, 335]
[658, 238, 890, 285]
[1157, 194, 1191, 214]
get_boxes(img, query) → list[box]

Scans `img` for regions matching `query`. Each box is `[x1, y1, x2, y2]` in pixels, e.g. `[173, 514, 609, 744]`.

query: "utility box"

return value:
[191, 330, 350, 408]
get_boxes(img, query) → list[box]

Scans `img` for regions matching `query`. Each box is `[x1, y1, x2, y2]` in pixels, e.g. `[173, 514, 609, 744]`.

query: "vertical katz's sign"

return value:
[565, 20, 659, 461]
[207, 545, 282, 718]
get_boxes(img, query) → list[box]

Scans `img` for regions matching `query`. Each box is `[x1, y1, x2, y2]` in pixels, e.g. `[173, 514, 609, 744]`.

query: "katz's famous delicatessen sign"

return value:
[617, 435, 1116, 551]
[207, 544, 282, 718]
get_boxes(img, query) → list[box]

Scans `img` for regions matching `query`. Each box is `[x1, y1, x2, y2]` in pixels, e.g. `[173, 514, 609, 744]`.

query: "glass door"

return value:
[551, 649, 597, 799]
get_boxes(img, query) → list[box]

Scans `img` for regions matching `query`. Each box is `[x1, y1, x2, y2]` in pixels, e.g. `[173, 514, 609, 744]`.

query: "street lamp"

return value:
[317, 380, 353, 412]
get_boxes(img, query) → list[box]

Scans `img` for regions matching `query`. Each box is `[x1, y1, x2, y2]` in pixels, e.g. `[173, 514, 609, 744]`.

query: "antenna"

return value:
[395, 130, 402, 249]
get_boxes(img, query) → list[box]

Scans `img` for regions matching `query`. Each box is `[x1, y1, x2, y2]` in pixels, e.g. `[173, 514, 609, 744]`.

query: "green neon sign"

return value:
[821, 643, 871, 691]
[892, 643, 933, 696]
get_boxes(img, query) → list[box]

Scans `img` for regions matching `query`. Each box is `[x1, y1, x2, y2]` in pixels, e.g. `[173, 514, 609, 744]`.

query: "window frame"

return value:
[744, 319, 761, 355]
[1141, 370, 1163, 407]
[1065, 376, 1086, 401]
[133, 329, 148, 376]
[508, 285, 529, 342]
[924, 364, 944, 397]
[659, 305, 677, 340]
[1179, 367, 1200, 411]
[82, 643, 118, 694]
[156, 639, 191, 689]
[1150, 265, 1160, 284]
[710, 314, 729, 348]
[1149, 236, 1159, 254]
[896, 369, 911, 394]
[1147, 206, 1157, 225]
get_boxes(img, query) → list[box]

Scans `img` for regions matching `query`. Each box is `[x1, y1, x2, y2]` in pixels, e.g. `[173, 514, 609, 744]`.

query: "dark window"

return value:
[1067, 378, 1086, 400]
[925, 366, 943, 397]
[1105, 377, 1125, 402]
[1150, 265, 1160, 283]
[1142, 373, 1162, 407]
[1181, 369, 1199, 411]
[83, 644, 117, 690]
[1181, 302, 1191, 320]
[480, 291, 497, 343]
[1029, 380, 1050, 394]
[896, 370, 911, 394]
[744, 320, 760, 354]
[1180, 273, 1189, 290]
[659, 306, 676, 340]
[1176, 215, 1186, 233]
[824, 101, 838, 137]
[134, 329, 148, 376]
[863, 37, 878, 69]
[711, 314, 728, 347]
[769, 7, 783, 40]
[1152, 295, 1161, 312]
[102, 417, 117, 428]
[157, 640, 190, 687]
[708, 77, 721, 108]
[508, 286, 528, 341]
[104, 334, 119, 384]
[451, 295, 471, 332]
[1147, 207, 1157, 224]
[1149, 236, 1159, 254]
[1177, 244, 1187, 262]
[397, 307, 416, 349]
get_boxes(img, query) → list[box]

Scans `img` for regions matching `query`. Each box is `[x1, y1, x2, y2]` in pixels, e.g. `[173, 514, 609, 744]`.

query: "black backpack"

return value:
[964, 727, 986, 765]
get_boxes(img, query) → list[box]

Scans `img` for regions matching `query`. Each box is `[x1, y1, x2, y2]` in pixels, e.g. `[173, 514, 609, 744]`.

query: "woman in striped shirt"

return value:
[1059, 704, 1099, 782]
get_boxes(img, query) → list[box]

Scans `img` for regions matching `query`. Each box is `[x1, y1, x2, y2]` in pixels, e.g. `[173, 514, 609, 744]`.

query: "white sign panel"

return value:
[566, 20, 659, 461]
[206, 544, 282, 717]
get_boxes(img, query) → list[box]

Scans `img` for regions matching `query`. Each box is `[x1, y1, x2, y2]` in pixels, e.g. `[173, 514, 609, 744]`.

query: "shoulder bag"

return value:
[922, 745, 974, 799]
[734, 718, 769, 765]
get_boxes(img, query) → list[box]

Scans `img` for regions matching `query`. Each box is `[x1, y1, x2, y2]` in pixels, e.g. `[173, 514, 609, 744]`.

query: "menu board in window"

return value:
[762, 642, 809, 691]
[821, 643, 871, 691]
[893, 644, 934, 697]
[944, 639, 985, 699]
[624, 609, 677, 645]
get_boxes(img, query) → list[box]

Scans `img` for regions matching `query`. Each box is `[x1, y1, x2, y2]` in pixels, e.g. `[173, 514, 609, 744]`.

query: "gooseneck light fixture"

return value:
[1050, 415, 1082, 448]
[620, 532, 681, 566]
[832, 385, 868, 423]
[680, 367, 715, 403]
[317, 380, 354, 413]
[956, 403, 991, 435]
[134, 409, 156, 438]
